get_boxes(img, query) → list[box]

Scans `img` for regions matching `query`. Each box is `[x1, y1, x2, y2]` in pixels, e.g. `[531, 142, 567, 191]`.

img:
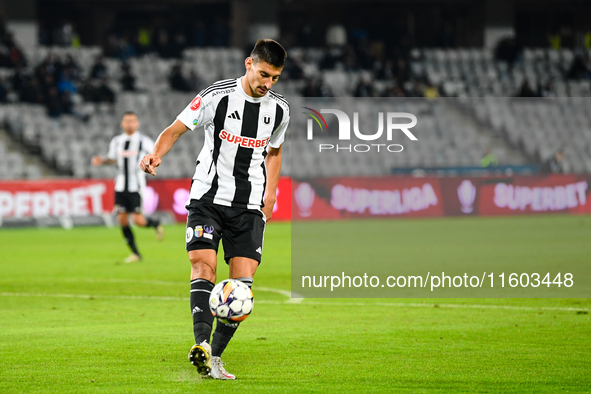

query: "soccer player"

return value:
[92, 111, 164, 263]
[139, 39, 289, 379]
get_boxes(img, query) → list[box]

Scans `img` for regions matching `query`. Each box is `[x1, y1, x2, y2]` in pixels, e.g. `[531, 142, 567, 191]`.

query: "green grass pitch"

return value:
[1, 216, 590, 393]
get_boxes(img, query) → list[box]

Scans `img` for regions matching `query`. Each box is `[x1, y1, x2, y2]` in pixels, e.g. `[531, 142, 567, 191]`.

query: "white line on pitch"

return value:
[0, 292, 588, 312]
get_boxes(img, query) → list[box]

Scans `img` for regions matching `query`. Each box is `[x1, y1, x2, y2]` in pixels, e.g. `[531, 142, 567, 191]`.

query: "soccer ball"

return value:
[209, 279, 254, 324]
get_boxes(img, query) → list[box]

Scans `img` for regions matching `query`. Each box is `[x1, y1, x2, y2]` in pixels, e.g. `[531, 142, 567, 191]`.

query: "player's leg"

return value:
[211, 258, 258, 356]
[131, 212, 164, 241]
[116, 192, 142, 262]
[208, 257, 257, 380]
[129, 192, 164, 240]
[120, 211, 141, 262]
[209, 209, 265, 379]
[185, 201, 223, 375]
[189, 249, 218, 344]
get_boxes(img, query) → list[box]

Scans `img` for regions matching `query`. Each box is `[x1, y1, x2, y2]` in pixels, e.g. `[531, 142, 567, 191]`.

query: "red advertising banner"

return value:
[291, 177, 444, 220]
[144, 177, 292, 222]
[1, 175, 588, 221]
[0, 179, 114, 218]
[440, 175, 591, 216]
[292, 174, 591, 220]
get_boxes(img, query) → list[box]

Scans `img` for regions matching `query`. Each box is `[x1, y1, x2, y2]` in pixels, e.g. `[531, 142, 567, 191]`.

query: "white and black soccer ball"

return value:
[209, 279, 254, 324]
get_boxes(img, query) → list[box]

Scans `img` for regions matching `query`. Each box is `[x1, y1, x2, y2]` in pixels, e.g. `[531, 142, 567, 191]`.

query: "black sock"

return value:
[146, 218, 160, 228]
[211, 277, 253, 357]
[122, 226, 140, 256]
[191, 278, 215, 344]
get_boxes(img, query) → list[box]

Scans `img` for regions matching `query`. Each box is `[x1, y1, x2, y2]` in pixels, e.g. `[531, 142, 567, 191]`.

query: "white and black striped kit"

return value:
[177, 77, 290, 211]
[107, 131, 155, 193]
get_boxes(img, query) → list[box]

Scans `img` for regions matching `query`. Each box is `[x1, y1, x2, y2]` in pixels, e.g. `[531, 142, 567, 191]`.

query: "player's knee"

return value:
[189, 256, 216, 281]
[118, 214, 129, 227]
[131, 214, 145, 226]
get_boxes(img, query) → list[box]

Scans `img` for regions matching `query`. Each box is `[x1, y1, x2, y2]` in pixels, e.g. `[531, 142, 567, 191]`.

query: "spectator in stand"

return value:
[0, 76, 8, 102]
[518, 79, 539, 97]
[302, 77, 332, 97]
[170, 32, 187, 59]
[137, 27, 153, 55]
[169, 63, 191, 92]
[192, 20, 207, 47]
[354, 75, 377, 97]
[90, 56, 107, 79]
[97, 78, 115, 103]
[481, 149, 499, 168]
[211, 17, 229, 47]
[567, 53, 591, 80]
[539, 81, 555, 97]
[46, 87, 63, 118]
[57, 66, 77, 94]
[282, 58, 304, 80]
[423, 83, 440, 98]
[156, 31, 175, 58]
[495, 37, 520, 67]
[121, 63, 136, 91]
[542, 150, 564, 174]
[187, 69, 202, 92]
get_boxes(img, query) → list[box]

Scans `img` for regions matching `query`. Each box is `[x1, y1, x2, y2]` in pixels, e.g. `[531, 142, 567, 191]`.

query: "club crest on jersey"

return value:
[194, 226, 204, 238]
[190, 96, 202, 111]
[261, 112, 273, 126]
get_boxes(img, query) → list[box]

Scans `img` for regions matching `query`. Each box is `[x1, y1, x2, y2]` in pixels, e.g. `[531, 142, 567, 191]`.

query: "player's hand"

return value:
[140, 154, 161, 176]
[262, 194, 276, 222]
[91, 155, 103, 166]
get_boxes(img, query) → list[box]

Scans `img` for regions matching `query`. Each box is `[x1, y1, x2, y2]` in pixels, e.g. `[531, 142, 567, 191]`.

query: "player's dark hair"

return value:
[122, 111, 138, 118]
[250, 39, 287, 68]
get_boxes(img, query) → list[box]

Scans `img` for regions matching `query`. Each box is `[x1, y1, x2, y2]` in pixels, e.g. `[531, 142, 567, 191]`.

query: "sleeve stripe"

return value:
[269, 91, 289, 107]
[198, 80, 238, 98]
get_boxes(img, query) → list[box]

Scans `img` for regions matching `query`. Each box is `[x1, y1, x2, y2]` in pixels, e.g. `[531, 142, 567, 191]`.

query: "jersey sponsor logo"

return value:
[193, 119, 198, 126]
[212, 88, 235, 97]
[190, 96, 202, 111]
[186, 227, 194, 242]
[261, 112, 273, 126]
[219, 129, 270, 148]
[118, 150, 139, 157]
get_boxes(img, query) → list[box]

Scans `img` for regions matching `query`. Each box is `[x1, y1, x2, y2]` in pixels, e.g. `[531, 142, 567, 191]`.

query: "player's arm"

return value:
[262, 145, 282, 221]
[140, 119, 189, 176]
[91, 156, 116, 166]
[92, 138, 117, 166]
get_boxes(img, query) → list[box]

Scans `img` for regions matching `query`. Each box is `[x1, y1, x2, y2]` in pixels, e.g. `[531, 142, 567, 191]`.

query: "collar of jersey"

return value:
[237, 77, 264, 103]
[122, 130, 139, 138]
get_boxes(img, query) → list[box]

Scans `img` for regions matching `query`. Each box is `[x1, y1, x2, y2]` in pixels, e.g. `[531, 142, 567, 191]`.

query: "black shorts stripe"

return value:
[272, 104, 284, 135]
[201, 95, 229, 202]
[123, 140, 131, 192]
[232, 100, 260, 207]
[198, 80, 237, 98]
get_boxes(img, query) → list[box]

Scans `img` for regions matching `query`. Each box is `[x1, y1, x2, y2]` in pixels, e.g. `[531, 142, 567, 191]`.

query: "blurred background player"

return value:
[139, 39, 289, 379]
[92, 112, 164, 262]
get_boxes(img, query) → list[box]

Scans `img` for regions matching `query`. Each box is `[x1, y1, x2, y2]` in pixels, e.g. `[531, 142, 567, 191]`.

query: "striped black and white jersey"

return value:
[107, 131, 155, 193]
[176, 77, 290, 211]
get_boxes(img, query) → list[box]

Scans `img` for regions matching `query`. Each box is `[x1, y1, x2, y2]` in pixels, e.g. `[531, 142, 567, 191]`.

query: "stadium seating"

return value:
[0, 46, 590, 179]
